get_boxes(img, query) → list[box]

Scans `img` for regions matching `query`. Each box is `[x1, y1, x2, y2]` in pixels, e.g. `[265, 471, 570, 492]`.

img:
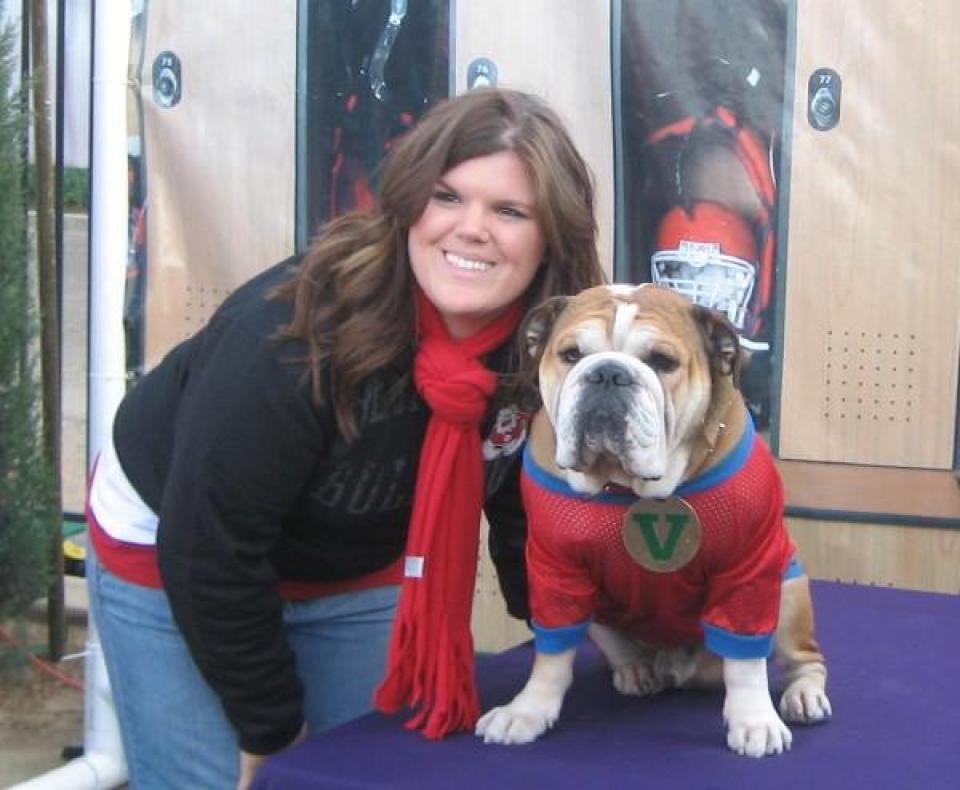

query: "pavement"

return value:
[61, 212, 90, 516]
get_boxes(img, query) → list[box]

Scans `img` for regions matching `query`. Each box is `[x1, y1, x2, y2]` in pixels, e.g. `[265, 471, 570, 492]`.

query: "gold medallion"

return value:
[622, 496, 702, 573]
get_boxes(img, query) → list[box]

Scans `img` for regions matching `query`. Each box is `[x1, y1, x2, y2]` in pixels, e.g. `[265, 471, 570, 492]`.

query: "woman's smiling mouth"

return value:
[445, 251, 492, 272]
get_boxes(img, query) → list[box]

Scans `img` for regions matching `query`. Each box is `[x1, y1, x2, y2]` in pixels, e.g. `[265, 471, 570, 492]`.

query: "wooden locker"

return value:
[778, 0, 960, 471]
[140, 0, 297, 368]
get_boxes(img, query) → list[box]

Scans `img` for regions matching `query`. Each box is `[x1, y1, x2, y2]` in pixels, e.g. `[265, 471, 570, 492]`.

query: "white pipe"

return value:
[86, 0, 129, 453]
[10, 752, 125, 790]
[17, 1, 131, 787]
[76, 618, 127, 783]
[13, 621, 128, 790]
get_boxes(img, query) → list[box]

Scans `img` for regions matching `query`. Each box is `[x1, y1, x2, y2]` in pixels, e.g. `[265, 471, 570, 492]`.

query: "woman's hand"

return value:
[236, 723, 308, 790]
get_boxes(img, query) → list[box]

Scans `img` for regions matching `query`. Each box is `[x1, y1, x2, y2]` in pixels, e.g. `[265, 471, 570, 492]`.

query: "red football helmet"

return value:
[651, 201, 760, 335]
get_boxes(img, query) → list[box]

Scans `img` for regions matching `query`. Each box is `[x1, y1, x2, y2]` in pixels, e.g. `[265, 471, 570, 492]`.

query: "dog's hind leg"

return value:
[774, 574, 831, 723]
[661, 647, 723, 689]
[588, 623, 665, 696]
[653, 645, 719, 688]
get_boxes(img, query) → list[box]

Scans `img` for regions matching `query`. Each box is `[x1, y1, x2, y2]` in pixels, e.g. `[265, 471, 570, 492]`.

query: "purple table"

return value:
[253, 582, 960, 789]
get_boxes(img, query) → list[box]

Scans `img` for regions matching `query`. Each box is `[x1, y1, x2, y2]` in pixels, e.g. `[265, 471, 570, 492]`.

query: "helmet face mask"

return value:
[650, 202, 759, 332]
[651, 242, 756, 329]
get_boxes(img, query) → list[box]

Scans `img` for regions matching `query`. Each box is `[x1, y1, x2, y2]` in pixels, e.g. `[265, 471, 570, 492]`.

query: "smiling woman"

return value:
[84, 87, 606, 789]
[409, 151, 547, 339]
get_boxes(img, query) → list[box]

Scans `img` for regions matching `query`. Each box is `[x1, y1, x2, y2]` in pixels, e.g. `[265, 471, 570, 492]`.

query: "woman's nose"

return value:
[456, 203, 491, 242]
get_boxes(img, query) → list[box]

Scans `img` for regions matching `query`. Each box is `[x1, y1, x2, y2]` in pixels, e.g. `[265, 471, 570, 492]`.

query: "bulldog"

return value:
[476, 284, 831, 757]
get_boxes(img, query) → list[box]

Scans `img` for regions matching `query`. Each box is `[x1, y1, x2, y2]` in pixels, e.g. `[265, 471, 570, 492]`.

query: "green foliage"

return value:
[62, 166, 89, 211]
[25, 164, 89, 212]
[0, 18, 55, 618]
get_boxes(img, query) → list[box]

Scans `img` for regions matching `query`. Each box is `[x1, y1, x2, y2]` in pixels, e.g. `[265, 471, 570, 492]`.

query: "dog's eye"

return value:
[647, 351, 679, 373]
[559, 347, 582, 365]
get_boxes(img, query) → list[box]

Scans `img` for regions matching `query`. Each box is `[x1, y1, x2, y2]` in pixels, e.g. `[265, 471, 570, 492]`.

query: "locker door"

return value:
[139, 1, 297, 369]
[454, 0, 615, 273]
[778, 0, 960, 470]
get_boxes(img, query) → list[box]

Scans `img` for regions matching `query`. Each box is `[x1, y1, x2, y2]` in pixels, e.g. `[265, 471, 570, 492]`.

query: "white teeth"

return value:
[445, 252, 491, 271]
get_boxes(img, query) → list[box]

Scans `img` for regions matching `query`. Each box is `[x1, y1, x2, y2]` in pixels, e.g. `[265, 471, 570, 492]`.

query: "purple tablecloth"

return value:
[253, 581, 960, 789]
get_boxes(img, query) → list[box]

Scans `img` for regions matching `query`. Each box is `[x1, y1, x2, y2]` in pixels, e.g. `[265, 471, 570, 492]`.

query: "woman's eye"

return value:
[497, 205, 528, 219]
[647, 351, 679, 373]
[560, 348, 582, 365]
[432, 189, 459, 203]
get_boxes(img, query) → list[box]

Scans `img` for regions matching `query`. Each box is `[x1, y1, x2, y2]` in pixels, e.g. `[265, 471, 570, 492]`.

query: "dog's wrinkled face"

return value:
[526, 284, 739, 498]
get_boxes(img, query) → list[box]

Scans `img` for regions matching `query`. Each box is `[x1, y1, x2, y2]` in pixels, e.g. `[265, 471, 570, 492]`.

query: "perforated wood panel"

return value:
[140, 1, 296, 367]
[182, 283, 233, 339]
[472, 518, 531, 653]
[819, 328, 923, 446]
[778, 0, 960, 469]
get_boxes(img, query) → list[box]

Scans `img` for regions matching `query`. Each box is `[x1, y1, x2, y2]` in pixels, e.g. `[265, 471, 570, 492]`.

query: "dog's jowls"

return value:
[476, 284, 830, 757]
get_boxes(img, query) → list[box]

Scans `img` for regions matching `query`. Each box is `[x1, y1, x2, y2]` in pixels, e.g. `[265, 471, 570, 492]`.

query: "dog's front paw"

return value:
[780, 676, 832, 724]
[724, 690, 793, 758]
[476, 696, 559, 745]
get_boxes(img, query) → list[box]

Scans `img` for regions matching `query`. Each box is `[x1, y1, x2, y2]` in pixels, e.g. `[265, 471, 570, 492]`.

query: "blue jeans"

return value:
[87, 548, 399, 789]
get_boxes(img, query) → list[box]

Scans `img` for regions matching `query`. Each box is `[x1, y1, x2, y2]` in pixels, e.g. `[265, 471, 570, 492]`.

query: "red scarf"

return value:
[374, 289, 523, 739]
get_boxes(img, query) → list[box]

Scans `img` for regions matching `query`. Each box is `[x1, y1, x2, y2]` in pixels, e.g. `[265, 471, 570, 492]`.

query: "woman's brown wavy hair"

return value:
[275, 88, 606, 437]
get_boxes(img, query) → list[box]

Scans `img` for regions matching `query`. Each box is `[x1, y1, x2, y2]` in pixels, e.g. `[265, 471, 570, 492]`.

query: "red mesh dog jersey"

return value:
[522, 420, 796, 659]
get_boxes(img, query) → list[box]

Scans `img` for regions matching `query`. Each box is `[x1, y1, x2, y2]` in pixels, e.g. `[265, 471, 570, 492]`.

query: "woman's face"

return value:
[408, 151, 546, 340]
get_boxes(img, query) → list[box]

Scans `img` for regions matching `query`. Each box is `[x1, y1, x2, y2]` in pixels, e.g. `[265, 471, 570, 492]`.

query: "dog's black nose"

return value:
[584, 361, 633, 388]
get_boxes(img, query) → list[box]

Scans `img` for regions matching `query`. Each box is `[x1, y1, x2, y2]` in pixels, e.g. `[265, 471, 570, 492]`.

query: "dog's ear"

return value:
[691, 304, 744, 387]
[522, 295, 569, 360]
[509, 296, 569, 412]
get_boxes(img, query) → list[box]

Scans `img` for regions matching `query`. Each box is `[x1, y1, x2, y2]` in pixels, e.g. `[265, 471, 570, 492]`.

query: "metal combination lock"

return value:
[153, 51, 182, 109]
[808, 67, 841, 131]
[467, 58, 498, 90]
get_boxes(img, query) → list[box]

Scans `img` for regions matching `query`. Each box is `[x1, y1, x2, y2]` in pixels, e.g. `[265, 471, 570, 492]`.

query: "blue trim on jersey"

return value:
[699, 557, 799, 659]
[702, 621, 775, 659]
[522, 416, 756, 503]
[674, 417, 756, 497]
[784, 555, 806, 580]
[522, 446, 637, 505]
[532, 619, 591, 654]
